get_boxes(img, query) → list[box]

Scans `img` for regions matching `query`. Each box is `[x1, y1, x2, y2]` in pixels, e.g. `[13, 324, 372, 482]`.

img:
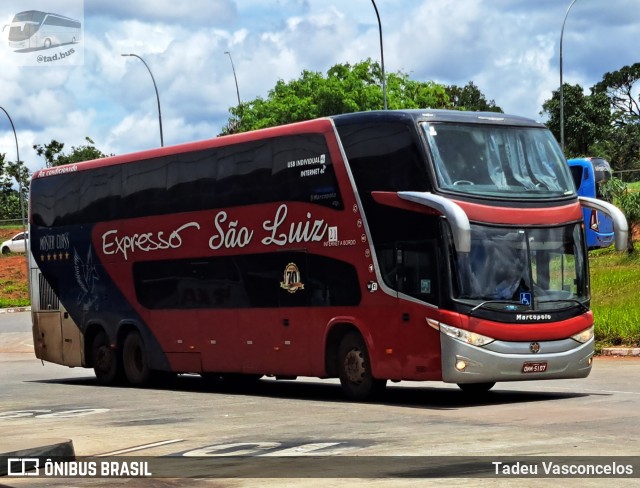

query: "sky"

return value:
[0, 0, 638, 175]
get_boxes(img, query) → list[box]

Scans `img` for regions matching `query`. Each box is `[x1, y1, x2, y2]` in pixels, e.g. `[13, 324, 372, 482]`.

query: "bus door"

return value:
[378, 239, 443, 378]
[236, 251, 311, 376]
[31, 267, 83, 367]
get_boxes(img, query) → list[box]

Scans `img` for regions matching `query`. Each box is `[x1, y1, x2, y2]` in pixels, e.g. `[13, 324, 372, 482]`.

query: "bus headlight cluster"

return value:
[439, 322, 495, 347]
[571, 326, 594, 344]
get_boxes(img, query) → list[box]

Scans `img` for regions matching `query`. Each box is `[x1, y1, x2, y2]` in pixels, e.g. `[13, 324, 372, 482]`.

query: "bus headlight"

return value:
[571, 326, 594, 344]
[439, 323, 495, 347]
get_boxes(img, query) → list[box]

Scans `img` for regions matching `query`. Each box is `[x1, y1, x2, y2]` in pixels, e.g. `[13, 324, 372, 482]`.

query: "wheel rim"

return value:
[343, 347, 365, 384]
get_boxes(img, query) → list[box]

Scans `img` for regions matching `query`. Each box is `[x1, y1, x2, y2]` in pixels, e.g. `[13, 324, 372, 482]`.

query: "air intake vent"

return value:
[39, 274, 60, 311]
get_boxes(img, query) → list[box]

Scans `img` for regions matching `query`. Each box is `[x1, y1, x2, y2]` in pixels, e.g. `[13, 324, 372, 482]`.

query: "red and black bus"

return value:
[29, 110, 627, 400]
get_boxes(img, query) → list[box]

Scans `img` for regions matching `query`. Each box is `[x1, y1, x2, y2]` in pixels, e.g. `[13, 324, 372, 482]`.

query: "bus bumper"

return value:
[440, 333, 594, 384]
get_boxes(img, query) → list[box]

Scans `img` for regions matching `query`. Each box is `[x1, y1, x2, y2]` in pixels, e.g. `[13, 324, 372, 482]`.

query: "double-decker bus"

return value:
[568, 157, 615, 249]
[3, 10, 80, 50]
[29, 110, 628, 400]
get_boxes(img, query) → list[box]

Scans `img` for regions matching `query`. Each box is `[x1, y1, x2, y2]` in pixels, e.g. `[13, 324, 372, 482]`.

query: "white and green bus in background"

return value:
[3, 10, 80, 50]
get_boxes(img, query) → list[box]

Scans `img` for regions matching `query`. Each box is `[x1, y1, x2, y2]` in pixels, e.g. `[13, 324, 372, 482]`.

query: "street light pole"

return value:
[370, 0, 387, 110]
[0, 105, 29, 284]
[122, 53, 164, 147]
[559, 0, 578, 153]
[224, 51, 241, 107]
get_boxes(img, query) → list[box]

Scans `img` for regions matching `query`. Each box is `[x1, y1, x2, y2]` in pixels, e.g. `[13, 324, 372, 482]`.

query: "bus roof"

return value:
[31, 110, 545, 180]
[330, 109, 545, 128]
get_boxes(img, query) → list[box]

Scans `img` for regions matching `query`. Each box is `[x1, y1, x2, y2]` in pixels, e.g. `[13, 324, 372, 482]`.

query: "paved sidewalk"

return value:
[0, 439, 75, 476]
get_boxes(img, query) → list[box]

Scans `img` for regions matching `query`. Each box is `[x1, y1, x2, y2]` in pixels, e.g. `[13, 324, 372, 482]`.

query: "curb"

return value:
[600, 347, 640, 357]
[0, 307, 31, 314]
[0, 439, 75, 476]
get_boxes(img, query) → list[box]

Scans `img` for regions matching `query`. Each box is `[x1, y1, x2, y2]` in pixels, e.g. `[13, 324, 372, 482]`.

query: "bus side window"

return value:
[395, 241, 439, 306]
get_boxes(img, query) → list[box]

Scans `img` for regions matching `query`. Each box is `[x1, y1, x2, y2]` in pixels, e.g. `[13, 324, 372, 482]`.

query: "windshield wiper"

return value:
[468, 300, 529, 316]
[536, 299, 588, 313]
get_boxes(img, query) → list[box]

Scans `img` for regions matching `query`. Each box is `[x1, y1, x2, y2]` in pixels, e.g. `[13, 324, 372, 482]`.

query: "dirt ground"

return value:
[0, 227, 29, 304]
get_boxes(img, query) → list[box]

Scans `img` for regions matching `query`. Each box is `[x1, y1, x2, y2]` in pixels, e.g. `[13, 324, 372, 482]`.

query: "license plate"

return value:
[522, 361, 548, 373]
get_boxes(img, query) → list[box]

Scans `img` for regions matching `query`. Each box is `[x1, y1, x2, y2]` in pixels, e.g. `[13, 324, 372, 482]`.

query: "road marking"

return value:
[262, 442, 342, 456]
[99, 439, 185, 456]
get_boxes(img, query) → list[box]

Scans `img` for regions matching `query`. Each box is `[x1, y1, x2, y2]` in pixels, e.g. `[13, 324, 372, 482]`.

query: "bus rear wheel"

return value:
[338, 332, 386, 401]
[91, 331, 123, 385]
[123, 330, 152, 386]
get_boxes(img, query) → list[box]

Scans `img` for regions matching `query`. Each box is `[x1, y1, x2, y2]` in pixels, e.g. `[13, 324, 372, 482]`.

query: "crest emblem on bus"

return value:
[280, 262, 304, 294]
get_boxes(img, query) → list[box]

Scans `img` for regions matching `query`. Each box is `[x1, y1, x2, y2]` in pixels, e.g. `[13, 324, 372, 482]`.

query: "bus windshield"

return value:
[422, 122, 575, 199]
[6, 12, 46, 42]
[453, 223, 588, 311]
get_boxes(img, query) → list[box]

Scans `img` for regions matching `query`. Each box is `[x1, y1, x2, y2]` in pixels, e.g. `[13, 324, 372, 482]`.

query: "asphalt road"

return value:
[1, 310, 639, 487]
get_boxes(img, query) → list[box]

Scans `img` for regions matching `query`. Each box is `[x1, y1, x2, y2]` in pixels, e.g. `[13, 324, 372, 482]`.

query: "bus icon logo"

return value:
[3, 10, 81, 52]
[520, 292, 531, 306]
[7, 458, 40, 476]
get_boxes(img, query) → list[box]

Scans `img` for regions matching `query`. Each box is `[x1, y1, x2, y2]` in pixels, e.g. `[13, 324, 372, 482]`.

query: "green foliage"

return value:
[542, 63, 640, 173]
[445, 81, 502, 113]
[33, 137, 111, 168]
[600, 178, 640, 253]
[0, 153, 29, 221]
[540, 83, 612, 157]
[221, 60, 499, 134]
[593, 62, 640, 126]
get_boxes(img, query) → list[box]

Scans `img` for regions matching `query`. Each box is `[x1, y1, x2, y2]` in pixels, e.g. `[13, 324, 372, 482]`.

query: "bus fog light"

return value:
[571, 326, 594, 344]
[455, 360, 467, 371]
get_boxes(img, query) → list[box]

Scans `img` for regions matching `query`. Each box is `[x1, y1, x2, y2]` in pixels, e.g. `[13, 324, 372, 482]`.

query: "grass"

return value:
[627, 181, 640, 192]
[589, 244, 640, 350]
[2, 226, 639, 349]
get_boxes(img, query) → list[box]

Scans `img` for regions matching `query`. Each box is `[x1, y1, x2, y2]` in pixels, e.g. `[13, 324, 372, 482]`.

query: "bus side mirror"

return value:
[579, 196, 628, 251]
[397, 192, 471, 253]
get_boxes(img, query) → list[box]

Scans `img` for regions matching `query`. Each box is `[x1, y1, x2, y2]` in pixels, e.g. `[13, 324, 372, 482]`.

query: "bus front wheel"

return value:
[123, 330, 151, 386]
[91, 331, 123, 385]
[338, 332, 386, 401]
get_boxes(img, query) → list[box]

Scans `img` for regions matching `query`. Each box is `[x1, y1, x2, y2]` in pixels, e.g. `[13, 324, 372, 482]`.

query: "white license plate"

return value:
[522, 361, 548, 373]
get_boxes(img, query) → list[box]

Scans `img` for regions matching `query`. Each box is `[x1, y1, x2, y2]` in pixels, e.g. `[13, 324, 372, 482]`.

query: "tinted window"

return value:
[337, 122, 431, 203]
[31, 134, 343, 227]
[134, 252, 361, 309]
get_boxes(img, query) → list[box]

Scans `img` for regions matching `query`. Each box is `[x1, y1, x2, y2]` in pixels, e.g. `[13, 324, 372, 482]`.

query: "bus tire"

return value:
[123, 330, 152, 386]
[44, 38, 52, 49]
[338, 332, 386, 401]
[91, 330, 123, 386]
[457, 382, 495, 393]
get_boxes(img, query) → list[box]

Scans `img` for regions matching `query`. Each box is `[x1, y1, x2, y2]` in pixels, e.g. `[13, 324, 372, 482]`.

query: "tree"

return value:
[33, 137, 110, 168]
[0, 153, 29, 222]
[540, 83, 612, 157]
[221, 59, 462, 134]
[542, 64, 640, 173]
[593, 62, 640, 127]
[445, 81, 502, 113]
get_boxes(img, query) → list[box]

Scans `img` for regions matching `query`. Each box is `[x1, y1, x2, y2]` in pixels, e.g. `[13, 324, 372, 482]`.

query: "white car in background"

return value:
[1, 231, 28, 254]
